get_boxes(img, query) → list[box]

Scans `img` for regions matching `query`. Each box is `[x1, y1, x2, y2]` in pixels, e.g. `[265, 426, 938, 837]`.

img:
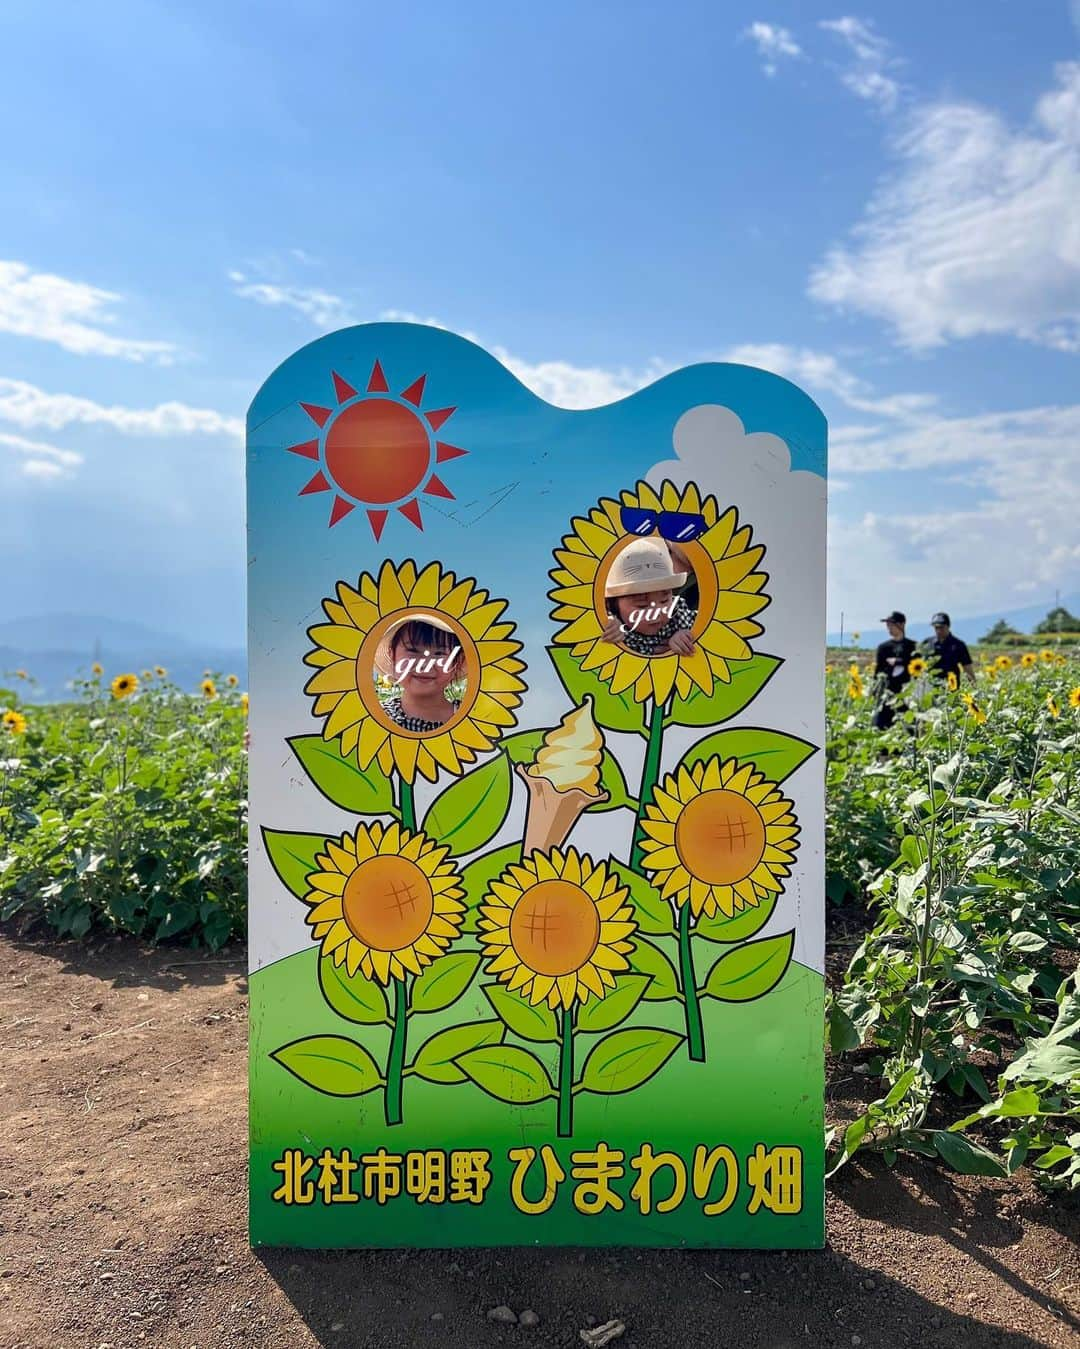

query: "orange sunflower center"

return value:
[675, 789, 767, 886]
[325, 399, 431, 505]
[341, 855, 434, 951]
[509, 879, 600, 977]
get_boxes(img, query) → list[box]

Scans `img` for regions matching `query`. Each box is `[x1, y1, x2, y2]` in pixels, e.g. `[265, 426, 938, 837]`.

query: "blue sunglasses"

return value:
[620, 505, 707, 542]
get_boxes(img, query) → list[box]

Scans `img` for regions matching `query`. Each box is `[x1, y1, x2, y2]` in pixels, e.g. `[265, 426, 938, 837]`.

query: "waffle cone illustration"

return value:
[518, 696, 609, 854]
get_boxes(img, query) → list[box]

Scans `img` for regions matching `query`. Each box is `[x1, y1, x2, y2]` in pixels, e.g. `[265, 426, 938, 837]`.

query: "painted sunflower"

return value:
[639, 757, 800, 918]
[478, 848, 637, 1010]
[548, 479, 770, 706]
[304, 559, 526, 784]
[302, 820, 465, 984]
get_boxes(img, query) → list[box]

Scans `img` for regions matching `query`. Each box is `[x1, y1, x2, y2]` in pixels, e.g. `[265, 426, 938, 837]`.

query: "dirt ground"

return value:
[0, 931, 1077, 1349]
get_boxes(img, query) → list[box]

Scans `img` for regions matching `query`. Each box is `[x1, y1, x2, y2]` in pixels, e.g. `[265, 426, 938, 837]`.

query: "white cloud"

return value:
[743, 21, 802, 76]
[1, 430, 82, 483]
[0, 260, 177, 363]
[820, 16, 900, 112]
[0, 377, 243, 440]
[228, 270, 359, 329]
[810, 62, 1080, 351]
[721, 342, 936, 419]
[20, 458, 64, 479]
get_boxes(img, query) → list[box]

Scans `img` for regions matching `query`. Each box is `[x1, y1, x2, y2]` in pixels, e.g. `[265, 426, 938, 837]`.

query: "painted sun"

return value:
[286, 360, 467, 539]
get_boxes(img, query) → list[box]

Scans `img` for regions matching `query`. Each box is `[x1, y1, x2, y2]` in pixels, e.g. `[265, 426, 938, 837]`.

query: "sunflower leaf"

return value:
[422, 752, 512, 857]
[411, 952, 482, 1013]
[318, 955, 390, 1024]
[482, 983, 559, 1042]
[578, 1027, 682, 1093]
[288, 734, 398, 817]
[261, 828, 326, 899]
[454, 1045, 555, 1103]
[608, 860, 674, 935]
[679, 728, 818, 783]
[627, 938, 680, 1000]
[270, 1035, 382, 1096]
[546, 647, 647, 735]
[459, 843, 521, 932]
[665, 655, 783, 728]
[410, 1019, 505, 1084]
[694, 893, 777, 944]
[702, 931, 795, 1002]
[577, 975, 653, 1033]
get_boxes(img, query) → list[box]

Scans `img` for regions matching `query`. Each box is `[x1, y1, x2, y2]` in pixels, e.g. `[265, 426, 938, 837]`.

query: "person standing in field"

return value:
[873, 609, 916, 730]
[924, 611, 975, 683]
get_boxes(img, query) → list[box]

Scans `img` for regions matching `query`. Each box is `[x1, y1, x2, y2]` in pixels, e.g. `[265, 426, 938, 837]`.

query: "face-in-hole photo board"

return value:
[247, 323, 827, 1248]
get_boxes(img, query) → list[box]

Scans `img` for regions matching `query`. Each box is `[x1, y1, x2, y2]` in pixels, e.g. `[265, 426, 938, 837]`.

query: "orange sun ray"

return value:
[399, 498, 423, 528]
[367, 509, 388, 541]
[332, 371, 358, 402]
[329, 496, 355, 526]
[425, 406, 455, 431]
[436, 441, 468, 462]
[400, 374, 426, 406]
[367, 360, 389, 393]
[300, 469, 331, 495]
[286, 439, 320, 460]
[423, 474, 454, 499]
[301, 403, 332, 428]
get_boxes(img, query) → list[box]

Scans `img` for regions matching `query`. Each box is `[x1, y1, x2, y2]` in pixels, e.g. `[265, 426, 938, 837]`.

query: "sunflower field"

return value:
[1, 647, 1078, 1187]
[0, 667, 247, 948]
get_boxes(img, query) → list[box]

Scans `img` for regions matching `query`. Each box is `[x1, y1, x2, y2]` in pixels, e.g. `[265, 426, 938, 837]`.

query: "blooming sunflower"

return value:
[1047, 694, 1061, 719]
[478, 848, 636, 1010]
[1069, 686, 1080, 709]
[226, 673, 239, 687]
[303, 559, 526, 785]
[111, 673, 138, 700]
[548, 479, 770, 706]
[847, 675, 864, 700]
[908, 657, 927, 677]
[155, 665, 167, 678]
[1039, 649, 1055, 664]
[91, 662, 104, 676]
[946, 671, 959, 692]
[240, 692, 249, 714]
[996, 655, 1013, 670]
[639, 757, 800, 918]
[1021, 652, 1038, 668]
[2, 709, 27, 735]
[301, 821, 465, 984]
[14, 669, 27, 680]
[201, 678, 218, 699]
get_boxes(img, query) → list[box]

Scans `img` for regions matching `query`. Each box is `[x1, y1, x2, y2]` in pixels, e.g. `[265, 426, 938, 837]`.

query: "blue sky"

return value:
[2, 0, 1079, 647]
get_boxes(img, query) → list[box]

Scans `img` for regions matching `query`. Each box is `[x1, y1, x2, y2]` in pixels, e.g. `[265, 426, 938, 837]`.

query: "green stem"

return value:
[558, 1006, 575, 1137]
[678, 902, 706, 1062]
[385, 977, 409, 1127]
[630, 700, 666, 874]
[399, 778, 416, 832]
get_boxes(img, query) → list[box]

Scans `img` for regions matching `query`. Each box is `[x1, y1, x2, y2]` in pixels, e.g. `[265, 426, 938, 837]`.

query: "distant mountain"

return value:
[827, 592, 1080, 648]
[0, 613, 245, 702]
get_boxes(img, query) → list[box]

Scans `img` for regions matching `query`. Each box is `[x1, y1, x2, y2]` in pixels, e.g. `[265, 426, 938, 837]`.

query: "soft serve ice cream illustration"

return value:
[518, 696, 609, 854]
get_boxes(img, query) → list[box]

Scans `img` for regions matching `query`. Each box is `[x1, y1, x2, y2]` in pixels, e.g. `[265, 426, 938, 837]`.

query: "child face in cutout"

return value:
[390, 623, 464, 702]
[612, 589, 676, 637]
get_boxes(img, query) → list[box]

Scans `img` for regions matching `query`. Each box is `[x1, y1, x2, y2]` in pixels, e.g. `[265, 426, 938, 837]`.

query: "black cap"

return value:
[931, 612, 950, 627]
[880, 610, 906, 624]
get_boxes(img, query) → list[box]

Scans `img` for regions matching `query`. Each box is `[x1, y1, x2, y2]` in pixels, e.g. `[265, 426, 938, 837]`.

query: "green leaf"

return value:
[455, 1045, 554, 1103]
[288, 734, 397, 816]
[318, 956, 390, 1024]
[410, 1020, 504, 1084]
[666, 654, 782, 727]
[883, 1066, 918, 1107]
[828, 1001, 861, 1053]
[702, 931, 794, 1003]
[459, 843, 520, 932]
[547, 647, 647, 735]
[502, 730, 635, 814]
[1033, 1145, 1075, 1170]
[627, 938, 680, 1000]
[422, 753, 511, 856]
[680, 728, 817, 783]
[577, 975, 652, 1033]
[932, 1131, 1006, 1178]
[482, 984, 559, 1042]
[694, 893, 777, 944]
[410, 952, 481, 1013]
[270, 1035, 382, 1097]
[155, 902, 197, 939]
[262, 828, 325, 899]
[578, 1027, 682, 1094]
[1004, 1041, 1080, 1085]
[608, 860, 673, 935]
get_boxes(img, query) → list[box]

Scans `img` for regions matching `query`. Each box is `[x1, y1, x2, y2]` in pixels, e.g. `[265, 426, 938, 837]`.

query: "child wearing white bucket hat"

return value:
[375, 614, 465, 731]
[602, 538, 698, 657]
